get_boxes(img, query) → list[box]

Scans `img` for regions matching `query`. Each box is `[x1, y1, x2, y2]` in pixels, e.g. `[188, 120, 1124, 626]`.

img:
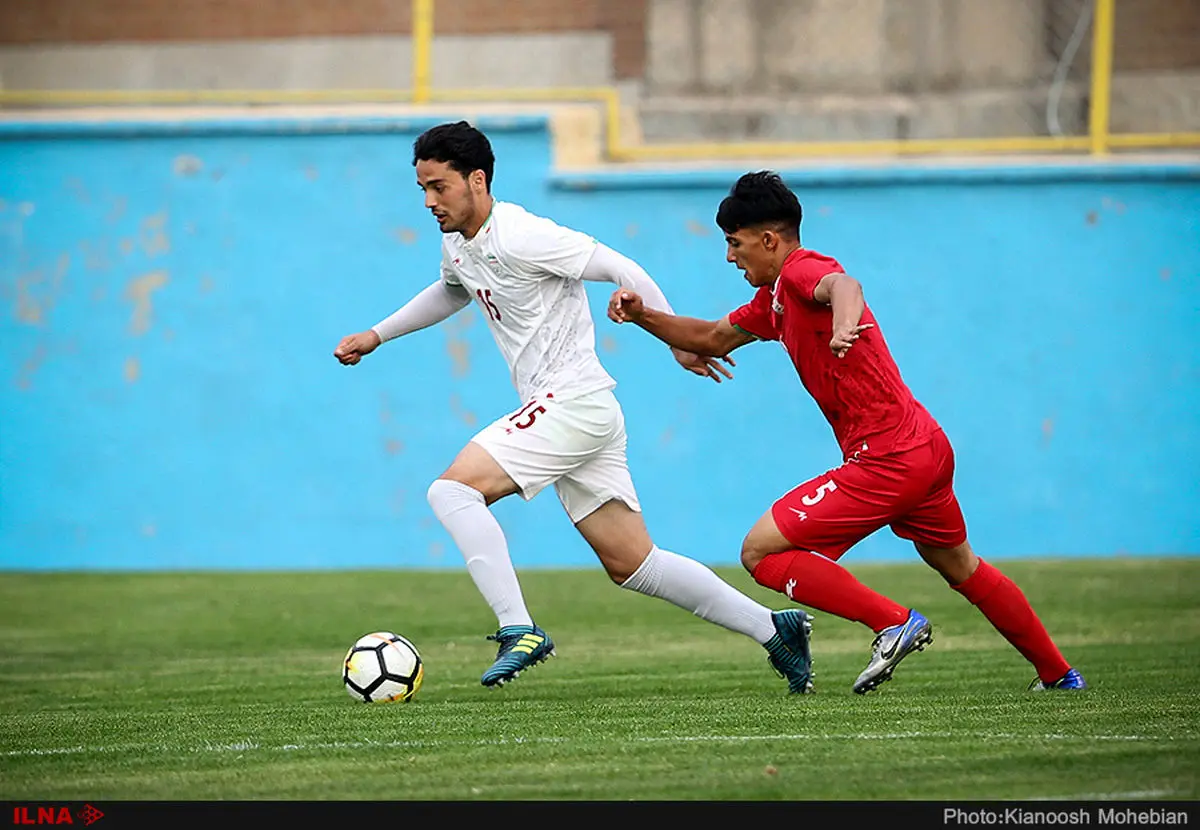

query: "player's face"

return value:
[724, 228, 778, 286]
[416, 159, 486, 235]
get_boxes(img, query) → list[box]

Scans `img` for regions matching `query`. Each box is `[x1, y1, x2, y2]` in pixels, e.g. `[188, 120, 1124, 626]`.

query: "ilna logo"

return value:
[11, 805, 104, 826]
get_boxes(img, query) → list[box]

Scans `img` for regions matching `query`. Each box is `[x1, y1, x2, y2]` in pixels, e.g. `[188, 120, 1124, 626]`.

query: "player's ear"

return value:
[761, 229, 778, 252]
[469, 169, 487, 193]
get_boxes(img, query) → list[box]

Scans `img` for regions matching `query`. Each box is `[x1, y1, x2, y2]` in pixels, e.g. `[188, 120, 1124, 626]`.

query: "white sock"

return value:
[620, 546, 777, 644]
[426, 479, 534, 629]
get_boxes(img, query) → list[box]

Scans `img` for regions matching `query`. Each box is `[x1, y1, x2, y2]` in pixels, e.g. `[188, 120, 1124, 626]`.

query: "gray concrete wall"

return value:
[639, 0, 1199, 141]
[646, 0, 1053, 95]
[0, 34, 613, 91]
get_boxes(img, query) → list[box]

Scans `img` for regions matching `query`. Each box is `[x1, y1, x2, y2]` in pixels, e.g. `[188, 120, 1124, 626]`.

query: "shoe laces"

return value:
[486, 627, 534, 654]
[870, 630, 887, 654]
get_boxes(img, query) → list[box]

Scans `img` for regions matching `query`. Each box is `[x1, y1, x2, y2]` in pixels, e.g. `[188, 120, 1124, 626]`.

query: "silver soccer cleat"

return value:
[852, 609, 933, 695]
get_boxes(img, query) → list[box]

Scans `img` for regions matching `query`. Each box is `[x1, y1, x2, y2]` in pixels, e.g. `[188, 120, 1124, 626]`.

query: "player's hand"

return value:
[671, 348, 736, 383]
[830, 323, 873, 358]
[608, 289, 645, 323]
[333, 330, 382, 365]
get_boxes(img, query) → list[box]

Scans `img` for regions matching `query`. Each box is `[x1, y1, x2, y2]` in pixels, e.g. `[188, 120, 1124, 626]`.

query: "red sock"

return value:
[753, 550, 909, 632]
[952, 559, 1071, 683]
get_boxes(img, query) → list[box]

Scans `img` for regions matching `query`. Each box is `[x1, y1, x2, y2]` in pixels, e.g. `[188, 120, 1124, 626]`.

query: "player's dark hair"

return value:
[715, 171, 801, 238]
[412, 120, 495, 191]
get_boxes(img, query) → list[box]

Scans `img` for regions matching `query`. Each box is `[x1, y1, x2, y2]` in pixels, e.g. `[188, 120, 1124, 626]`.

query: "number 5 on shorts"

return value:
[801, 480, 838, 506]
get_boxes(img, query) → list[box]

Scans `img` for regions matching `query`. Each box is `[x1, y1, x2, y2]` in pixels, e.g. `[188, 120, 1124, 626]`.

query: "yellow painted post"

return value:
[603, 88, 625, 160]
[412, 0, 435, 104]
[1088, 0, 1117, 155]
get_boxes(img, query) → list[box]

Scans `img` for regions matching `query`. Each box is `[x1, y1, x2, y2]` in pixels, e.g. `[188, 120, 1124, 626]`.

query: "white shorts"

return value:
[470, 388, 641, 523]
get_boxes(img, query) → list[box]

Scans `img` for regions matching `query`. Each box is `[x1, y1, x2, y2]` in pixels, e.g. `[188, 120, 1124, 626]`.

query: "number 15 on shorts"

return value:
[508, 399, 546, 430]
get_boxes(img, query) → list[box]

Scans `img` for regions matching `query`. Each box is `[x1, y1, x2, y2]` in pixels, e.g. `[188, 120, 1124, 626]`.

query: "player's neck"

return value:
[461, 196, 495, 240]
[772, 242, 803, 277]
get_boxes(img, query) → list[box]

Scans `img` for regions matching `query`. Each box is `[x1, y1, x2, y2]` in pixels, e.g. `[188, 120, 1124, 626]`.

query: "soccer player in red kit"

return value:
[608, 171, 1086, 694]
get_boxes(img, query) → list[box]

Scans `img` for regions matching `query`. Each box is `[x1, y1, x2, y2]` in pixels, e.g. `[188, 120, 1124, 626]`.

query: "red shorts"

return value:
[771, 429, 967, 559]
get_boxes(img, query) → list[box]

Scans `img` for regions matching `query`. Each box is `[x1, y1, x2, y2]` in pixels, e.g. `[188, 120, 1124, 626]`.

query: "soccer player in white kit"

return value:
[334, 121, 813, 692]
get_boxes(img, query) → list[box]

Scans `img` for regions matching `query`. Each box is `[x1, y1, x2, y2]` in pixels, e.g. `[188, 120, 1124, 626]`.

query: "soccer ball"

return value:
[342, 631, 424, 703]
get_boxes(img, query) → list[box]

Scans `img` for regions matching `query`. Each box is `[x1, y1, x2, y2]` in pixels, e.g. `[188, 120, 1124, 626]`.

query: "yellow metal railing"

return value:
[411, 0, 434, 106]
[2, 0, 1198, 161]
[1089, 0, 1116, 155]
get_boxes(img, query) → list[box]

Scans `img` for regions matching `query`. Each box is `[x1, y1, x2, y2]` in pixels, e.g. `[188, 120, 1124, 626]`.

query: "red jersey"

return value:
[727, 248, 939, 458]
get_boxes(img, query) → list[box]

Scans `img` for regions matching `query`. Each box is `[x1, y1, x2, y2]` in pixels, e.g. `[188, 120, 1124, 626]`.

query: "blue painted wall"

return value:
[2, 115, 1197, 570]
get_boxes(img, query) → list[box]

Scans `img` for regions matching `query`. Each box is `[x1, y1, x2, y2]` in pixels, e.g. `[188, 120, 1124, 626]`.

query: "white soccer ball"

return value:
[342, 631, 424, 703]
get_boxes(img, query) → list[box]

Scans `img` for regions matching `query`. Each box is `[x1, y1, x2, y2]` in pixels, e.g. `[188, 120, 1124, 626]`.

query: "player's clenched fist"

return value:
[333, 330, 382, 365]
[608, 289, 645, 323]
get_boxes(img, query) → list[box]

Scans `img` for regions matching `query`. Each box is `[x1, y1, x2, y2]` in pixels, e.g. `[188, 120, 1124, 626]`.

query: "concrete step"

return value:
[636, 86, 1089, 143]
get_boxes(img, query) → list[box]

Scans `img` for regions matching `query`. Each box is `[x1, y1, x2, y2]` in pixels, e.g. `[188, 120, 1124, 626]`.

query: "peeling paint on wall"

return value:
[80, 239, 111, 271]
[15, 271, 45, 325]
[107, 197, 127, 225]
[1041, 417, 1055, 447]
[140, 212, 170, 258]
[449, 394, 477, 427]
[13, 255, 68, 327]
[444, 309, 475, 378]
[123, 270, 168, 335]
[173, 155, 204, 177]
[14, 344, 48, 390]
[65, 178, 90, 204]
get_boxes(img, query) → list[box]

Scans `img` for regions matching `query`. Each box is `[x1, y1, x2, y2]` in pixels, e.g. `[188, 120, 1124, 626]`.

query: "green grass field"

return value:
[1, 558, 1198, 801]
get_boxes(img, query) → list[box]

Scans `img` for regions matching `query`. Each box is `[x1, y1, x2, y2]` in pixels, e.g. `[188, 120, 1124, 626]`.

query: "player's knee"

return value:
[426, 478, 450, 508]
[426, 478, 482, 515]
[597, 540, 651, 586]
[604, 561, 635, 585]
[740, 537, 767, 574]
[915, 539, 976, 584]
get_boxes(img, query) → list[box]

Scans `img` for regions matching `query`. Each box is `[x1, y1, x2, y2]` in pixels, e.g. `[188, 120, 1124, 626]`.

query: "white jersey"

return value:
[440, 201, 616, 404]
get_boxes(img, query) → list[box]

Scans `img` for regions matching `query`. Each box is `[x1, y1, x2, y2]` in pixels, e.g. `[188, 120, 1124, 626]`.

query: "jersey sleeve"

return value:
[727, 286, 778, 341]
[439, 243, 462, 287]
[505, 213, 599, 280]
[782, 251, 845, 303]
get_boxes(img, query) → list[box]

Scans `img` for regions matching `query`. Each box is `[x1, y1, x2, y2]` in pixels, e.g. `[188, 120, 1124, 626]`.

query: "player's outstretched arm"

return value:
[333, 279, 470, 366]
[581, 244, 735, 381]
[579, 244, 675, 314]
[814, 272, 873, 358]
[608, 289, 753, 358]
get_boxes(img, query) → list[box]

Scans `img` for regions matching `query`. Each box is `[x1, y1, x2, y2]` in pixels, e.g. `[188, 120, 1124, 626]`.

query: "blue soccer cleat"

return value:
[852, 608, 933, 694]
[764, 609, 814, 694]
[481, 624, 555, 687]
[1029, 667, 1088, 691]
